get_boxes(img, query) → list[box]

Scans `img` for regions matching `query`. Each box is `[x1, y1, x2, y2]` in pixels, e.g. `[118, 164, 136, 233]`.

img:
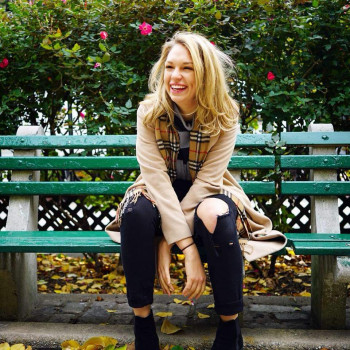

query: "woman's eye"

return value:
[184, 67, 192, 70]
[165, 66, 173, 69]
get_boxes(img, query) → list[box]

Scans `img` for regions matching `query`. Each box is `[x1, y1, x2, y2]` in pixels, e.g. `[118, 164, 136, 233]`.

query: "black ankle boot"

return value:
[211, 317, 243, 350]
[134, 310, 159, 350]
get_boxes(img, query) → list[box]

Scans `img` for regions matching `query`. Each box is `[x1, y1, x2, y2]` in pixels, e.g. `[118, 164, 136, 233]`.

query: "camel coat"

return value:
[106, 104, 287, 260]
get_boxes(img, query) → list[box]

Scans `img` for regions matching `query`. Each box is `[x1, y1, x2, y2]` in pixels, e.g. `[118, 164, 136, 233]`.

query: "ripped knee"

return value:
[196, 198, 229, 234]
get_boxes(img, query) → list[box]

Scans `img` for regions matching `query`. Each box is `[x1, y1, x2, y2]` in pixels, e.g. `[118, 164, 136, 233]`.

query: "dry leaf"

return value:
[299, 290, 311, 297]
[106, 309, 117, 313]
[156, 312, 173, 317]
[181, 300, 192, 305]
[197, 312, 210, 319]
[61, 339, 81, 350]
[207, 303, 215, 309]
[160, 319, 182, 334]
[10, 345, 25, 350]
[173, 298, 183, 304]
[81, 336, 118, 349]
[0, 343, 10, 350]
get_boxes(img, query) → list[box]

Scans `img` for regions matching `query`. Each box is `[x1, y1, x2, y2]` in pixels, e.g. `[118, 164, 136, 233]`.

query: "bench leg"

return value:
[311, 255, 348, 329]
[0, 125, 43, 320]
[0, 252, 37, 320]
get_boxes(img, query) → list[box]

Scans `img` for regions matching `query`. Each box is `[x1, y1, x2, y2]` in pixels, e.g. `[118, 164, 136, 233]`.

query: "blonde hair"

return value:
[141, 31, 239, 135]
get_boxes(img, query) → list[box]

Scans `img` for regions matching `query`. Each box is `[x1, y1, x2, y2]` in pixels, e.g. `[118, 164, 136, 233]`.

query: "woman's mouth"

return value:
[170, 85, 187, 93]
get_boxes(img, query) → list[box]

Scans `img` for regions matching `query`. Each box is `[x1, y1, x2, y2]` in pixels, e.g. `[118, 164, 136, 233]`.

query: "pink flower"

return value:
[28, 1, 33, 5]
[79, 112, 85, 118]
[0, 58, 9, 69]
[139, 22, 152, 36]
[100, 31, 108, 40]
[267, 71, 275, 80]
[61, 0, 66, 4]
[94, 62, 101, 69]
[210, 41, 215, 46]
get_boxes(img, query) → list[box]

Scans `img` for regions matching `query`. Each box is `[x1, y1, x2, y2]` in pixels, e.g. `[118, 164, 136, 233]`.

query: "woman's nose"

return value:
[172, 67, 182, 79]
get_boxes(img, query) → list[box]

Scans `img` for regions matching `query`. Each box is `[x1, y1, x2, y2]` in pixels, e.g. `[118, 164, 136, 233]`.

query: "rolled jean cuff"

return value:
[127, 294, 154, 309]
[215, 298, 243, 316]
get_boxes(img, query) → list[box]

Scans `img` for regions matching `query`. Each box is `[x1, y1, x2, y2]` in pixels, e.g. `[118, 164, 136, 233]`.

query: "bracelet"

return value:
[181, 241, 195, 252]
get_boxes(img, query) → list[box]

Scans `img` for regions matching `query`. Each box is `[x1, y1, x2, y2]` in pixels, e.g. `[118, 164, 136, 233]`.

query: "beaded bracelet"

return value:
[181, 241, 195, 252]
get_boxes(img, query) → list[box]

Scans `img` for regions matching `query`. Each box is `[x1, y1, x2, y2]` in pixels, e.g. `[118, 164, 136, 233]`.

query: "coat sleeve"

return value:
[180, 123, 240, 233]
[136, 105, 192, 244]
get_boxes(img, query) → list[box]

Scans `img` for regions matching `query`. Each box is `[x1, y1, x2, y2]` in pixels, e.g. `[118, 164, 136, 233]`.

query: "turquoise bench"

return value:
[0, 124, 349, 329]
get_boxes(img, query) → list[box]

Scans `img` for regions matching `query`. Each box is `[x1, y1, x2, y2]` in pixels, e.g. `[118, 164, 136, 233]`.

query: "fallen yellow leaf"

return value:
[160, 319, 182, 335]
[197, 312, 210, 319]
[206, 303, 215, 309]
[181, 300, 192, 305]
[300, 290, 311, 297]
[61, 339, 81, 350]
[0, 343, 10, 350]
[106, 309, 117, 313]
[173, 298, 183, 304]
[51, 275, 61, 280]
[156, 312, 173, 318]
[81, 336, 118, 349]
[10, 345, 25, 350]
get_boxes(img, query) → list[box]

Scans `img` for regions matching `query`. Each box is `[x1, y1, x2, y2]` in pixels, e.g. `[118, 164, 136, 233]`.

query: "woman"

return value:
[106, 31, 286, 350]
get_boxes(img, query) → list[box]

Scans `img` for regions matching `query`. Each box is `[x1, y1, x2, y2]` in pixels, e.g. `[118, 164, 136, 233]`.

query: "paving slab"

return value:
[0, 294, 349, 349]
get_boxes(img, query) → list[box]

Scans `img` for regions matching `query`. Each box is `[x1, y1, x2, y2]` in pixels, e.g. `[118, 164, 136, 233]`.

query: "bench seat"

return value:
[285, 233, 350, 255]
[0, 231, 121, 253]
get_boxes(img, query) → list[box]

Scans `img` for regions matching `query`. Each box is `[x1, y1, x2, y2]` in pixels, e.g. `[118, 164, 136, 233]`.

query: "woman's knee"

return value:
[121, 196, 159, 230]
[196, 198, 229, 233]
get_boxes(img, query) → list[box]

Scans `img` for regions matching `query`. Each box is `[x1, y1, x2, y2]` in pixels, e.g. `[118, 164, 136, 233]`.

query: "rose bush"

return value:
[0, 0, 349, 135]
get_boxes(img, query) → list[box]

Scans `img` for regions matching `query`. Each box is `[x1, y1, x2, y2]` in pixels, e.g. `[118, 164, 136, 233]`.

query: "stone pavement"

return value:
[0, 294, 349, 349]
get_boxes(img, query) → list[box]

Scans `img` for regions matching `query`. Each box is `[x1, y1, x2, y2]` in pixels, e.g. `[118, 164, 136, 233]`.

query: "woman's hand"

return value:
[182, 244, 206, 301]
[157, 237, 175, 295]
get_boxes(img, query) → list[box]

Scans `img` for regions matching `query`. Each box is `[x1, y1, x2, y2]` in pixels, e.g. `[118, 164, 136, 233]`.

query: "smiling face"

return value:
[164, 44, 197, 117]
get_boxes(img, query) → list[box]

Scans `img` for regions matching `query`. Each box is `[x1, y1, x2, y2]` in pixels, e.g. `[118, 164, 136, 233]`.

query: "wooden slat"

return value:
[285, 233, 350, 242]
[0, 156, 139, 170]
[0, 134, 272, 149]
[0, 181, 275, 195]
[281, 181, 350, 195]
[280, 132, 350, 146]
[0, 155, 275, 170]
[0, 135, 136, 149]
[280, 155, 350, 169]
[288, 241, 350, 255]
[228, 155, 275, 169]
[0, 231, 120, 253]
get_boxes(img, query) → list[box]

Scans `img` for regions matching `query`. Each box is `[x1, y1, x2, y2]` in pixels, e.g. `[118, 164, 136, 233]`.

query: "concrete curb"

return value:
[1, 322, 350, 350]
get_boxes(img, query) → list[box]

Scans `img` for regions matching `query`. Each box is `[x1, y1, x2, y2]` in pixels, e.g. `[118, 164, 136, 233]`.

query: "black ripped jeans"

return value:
[120, 180, 243, 315]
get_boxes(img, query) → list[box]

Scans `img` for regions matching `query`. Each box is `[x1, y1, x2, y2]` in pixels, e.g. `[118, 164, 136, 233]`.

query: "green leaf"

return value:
[54, 43, 61, 50]
[102, 52, 111, 63]
[312, 0, 319, 7]
[114, 345, 127, 350]
[125, 99, 132, 109]
[99, 43, 107, 52]
[72, 43, 80, 52]
[40, 43, 53, 50]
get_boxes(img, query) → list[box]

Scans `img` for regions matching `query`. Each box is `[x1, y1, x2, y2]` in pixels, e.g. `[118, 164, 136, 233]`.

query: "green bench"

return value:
[0, 124, 349, 329]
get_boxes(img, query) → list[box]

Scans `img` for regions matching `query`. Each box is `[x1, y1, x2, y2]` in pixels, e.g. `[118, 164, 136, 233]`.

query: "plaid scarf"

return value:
[155, 114, 210, 182]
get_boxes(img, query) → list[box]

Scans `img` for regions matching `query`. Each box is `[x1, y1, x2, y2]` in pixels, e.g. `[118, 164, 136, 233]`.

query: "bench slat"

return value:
[285, 233, 350, 242]
[0, 231, 120, 253]
[281, 181, 350, 195]
[0, 155, 275, 170]
[288, 242, 350, 255]
[280, 132, 350, 146]
[280, 155, 350, 169]
[0, 181, 275, 195]
[0, 134, 272, 149]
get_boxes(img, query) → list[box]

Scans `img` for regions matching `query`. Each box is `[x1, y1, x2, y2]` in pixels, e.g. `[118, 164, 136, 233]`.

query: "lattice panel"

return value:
[0, 195, 349, 233]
